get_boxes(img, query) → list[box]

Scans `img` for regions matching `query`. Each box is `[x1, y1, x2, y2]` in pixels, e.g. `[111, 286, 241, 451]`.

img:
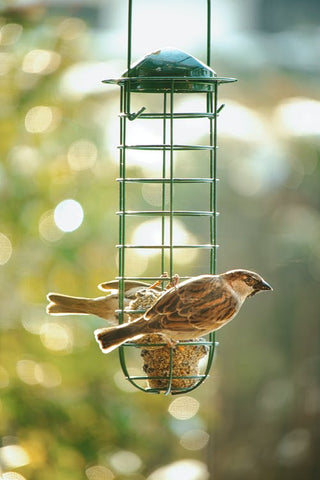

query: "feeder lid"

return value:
[103, 47, 236, 92]
[102, 47, 236, 93]
[123, 47, 216, 93]
[127, 47, 216, 77]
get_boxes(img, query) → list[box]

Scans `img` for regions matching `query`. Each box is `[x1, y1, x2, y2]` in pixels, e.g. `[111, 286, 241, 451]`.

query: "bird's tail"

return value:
[95, 319, 145, 354]
[46, 293, 95, 315]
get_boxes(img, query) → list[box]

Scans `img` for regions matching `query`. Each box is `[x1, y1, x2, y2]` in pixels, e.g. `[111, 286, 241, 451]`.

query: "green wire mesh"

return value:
[102, 0, 236, 395]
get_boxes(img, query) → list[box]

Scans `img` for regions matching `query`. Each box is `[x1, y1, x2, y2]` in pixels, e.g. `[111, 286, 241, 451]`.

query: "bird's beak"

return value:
[259, 280, 273, 291]
[249, 279, 273, 296]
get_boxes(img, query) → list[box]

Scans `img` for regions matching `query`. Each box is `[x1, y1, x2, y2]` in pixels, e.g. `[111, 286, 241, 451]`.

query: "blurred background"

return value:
[1, 0, 320, 479]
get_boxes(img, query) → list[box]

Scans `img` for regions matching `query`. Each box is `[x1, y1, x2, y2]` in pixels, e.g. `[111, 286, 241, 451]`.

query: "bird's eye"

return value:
[245, 276, 255, 286]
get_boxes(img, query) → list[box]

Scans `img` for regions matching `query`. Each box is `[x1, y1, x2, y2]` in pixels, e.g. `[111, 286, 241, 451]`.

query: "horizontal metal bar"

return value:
[120, 340, 219, 347]
[117, 177, 218, 184]
[128, 375, 207, 380]
[116, 210, 218, 216]
[116, 276, 187, 282]
[116, 244, 218, 249]
[148, 386, 205, 393]
[118, 144, 216, 151]
[119, 112, 217, 120]
[103, 76, 237, 84]
[145, 386, 202, 394]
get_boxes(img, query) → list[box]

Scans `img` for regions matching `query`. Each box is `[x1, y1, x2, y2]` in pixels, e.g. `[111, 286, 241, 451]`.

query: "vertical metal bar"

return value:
[118, 83, 144, 392]
[207, 0, 211, 66]
[208, 90, 215, 275]
[213, 86, 218, 275]
[207, 0, 214, 275]
[161, 93, 167, 277]
[118, 84, 129, 382]
[118, 85, 125, 322]
[169, 81, 175, 280]
[127, 0, 133, 71]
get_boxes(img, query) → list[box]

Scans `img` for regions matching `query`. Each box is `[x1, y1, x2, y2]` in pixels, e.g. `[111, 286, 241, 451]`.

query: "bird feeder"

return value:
[103, 0, 236, 394]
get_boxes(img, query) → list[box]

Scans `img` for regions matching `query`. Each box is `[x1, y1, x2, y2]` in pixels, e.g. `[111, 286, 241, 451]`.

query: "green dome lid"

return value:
[122, 47, 217, 93]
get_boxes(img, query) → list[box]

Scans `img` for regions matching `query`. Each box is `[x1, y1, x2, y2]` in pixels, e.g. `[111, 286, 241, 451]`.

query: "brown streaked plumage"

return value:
[46, 280, 160, 323]
[95, 269, 272, 353]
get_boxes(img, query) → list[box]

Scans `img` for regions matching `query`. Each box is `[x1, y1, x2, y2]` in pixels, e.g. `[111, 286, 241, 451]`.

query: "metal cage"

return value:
[103, 0, 236, 394]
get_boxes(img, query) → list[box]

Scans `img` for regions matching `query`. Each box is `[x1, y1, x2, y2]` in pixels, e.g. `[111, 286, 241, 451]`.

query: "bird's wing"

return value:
[144, 275, 238, 333]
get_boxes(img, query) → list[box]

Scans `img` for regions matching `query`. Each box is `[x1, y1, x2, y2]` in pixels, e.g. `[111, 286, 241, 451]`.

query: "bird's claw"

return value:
[167, 273, 180, 290]
[162, 335, 178, 349]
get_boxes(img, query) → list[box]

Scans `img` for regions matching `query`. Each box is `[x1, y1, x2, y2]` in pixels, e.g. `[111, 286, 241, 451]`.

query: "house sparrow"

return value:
[95, 269, 272, 353]
[46, 280, 160, 322]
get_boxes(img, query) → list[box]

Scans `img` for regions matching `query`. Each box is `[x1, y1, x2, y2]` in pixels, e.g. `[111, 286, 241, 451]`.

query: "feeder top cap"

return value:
[123, 47, 217, 78]
[102, 47, 236, 92]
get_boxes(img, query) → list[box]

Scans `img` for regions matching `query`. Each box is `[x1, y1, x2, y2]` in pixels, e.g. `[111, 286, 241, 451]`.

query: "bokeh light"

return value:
[109, 450, 142, 475]
[16, 359, 62, 388]
[106, 120, 162, 172]
[34, 362, 62, 388]
[179, 429, 210, 451]
[274, 97, 320, 136]
[141, 183, 163, 207]
[8, 145, 41, 175]
[130, 218, 199, 265]
[0, 23, 23, 46]
[60, 62, 118, 98]
[168, 396, 200, 420]
[2, 472, 27, 480]
[67, 139, 98, 171]
[85, 465, 115, 480]
[0, 233, 13, 265]
[0, 52, 14, 76]
[40, 322, 73, 353]
[218, 99, 267, 142]
[276, 429, 311, 467]
[227, 144, 289, 196]
[39, 210, 64, 242]
[147, 459, 209, 480]
[57, 17, 87, 41]
[21, 306, 46, 335]
[24, 106, 60, 134]
[16, 359, 40, 385]
[258, 378, 294, 413]
[0, 445, 30, 469]
[116, 250, 149, 276]
[54, 199, 84, 233]
[22, 49, 61, 75]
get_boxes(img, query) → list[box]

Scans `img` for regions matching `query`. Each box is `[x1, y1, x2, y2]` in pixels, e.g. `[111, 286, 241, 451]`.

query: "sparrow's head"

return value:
[223, 269, 272, 299]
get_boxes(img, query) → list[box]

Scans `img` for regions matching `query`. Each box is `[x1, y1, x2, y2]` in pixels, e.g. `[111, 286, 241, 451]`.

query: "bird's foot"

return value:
[148, 272, 169, 290]
[152, 333, 178, 349]
[162, 335, 179, 349]
[167, 273, 180, 290]
[148, 272, 180, 291]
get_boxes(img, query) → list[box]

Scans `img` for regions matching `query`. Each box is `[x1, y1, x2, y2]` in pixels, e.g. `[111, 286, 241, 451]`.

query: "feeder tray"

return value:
[103, 0, 236, 394]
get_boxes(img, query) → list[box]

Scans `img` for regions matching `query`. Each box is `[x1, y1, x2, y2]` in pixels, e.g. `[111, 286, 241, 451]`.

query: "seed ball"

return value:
[126, 287, 209, 392]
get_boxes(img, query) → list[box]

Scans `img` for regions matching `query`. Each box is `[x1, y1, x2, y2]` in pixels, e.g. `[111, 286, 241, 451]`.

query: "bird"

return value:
[95, 269, 272, 353]
[46, 280, 161, 322]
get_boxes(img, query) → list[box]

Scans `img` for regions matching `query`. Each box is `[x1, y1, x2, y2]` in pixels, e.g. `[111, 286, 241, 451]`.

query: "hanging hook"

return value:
[128, 106, 146, 121]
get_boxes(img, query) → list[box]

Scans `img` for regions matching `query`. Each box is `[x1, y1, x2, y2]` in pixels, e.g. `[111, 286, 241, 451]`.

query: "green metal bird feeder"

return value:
[103, 0, 236, 394]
